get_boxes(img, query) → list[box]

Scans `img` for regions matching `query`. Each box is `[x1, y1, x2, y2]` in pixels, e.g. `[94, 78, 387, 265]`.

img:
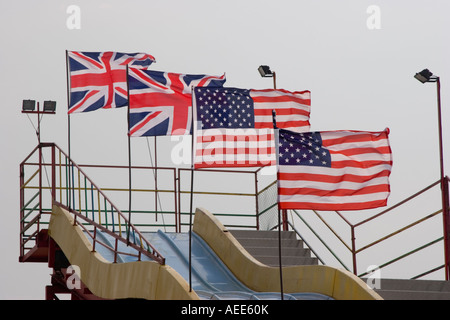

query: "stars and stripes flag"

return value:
[67, 51, 155, 114]
[193, 87, 311, 168]
[127, 68, 226, 137]
[277, 128, 392, 211]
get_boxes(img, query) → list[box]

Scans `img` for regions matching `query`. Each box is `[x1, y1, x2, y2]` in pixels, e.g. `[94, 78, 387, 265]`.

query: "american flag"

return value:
[127, 68, 226, 137]
[277, 128, 393, 211]
[67, 51, 155, 114]
[193, 87, 311, 168]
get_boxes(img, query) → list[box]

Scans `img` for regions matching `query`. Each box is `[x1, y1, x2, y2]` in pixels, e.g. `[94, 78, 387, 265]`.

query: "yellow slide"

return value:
[48, 204, 382, 300]
[193, 207, 382, 300]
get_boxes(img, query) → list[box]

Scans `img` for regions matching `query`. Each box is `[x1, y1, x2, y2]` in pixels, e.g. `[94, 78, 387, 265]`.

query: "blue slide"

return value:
[92, 230, 332, 300]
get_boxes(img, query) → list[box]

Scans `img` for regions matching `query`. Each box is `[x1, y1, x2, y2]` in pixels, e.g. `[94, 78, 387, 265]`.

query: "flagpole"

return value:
[188, 86, 197, 292]
[188, 148, 194, 292]
[189, 86, 197, 292]
[154, 136, 158, 221]
[65, 50, 73, 211]
[126, 65, 132, 245]
[273, 109, 284, 300]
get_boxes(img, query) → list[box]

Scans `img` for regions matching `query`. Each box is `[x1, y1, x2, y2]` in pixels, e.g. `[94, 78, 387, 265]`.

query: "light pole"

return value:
[259, 65, 284, 299]
[258, 65, 287, 230]
[21, 99, 56, 225]
[258, 65, 277, 89]
[415, 68, 450, 280]
[22, 100, 56, 144]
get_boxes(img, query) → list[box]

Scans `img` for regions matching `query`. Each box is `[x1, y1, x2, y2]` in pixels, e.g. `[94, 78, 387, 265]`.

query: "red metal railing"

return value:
[19, 143, 165, 264]
[20, 143, 450, 281]
[289, 177, 450, 280]
[19, 143, 275, 264]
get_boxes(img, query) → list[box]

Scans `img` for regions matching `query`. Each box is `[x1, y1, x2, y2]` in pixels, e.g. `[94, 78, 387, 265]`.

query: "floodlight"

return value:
[43, 100, 56, 112]
[258, 65, 273, 77]
[22, 99, 36, 111]
[414, 69, 437, 83]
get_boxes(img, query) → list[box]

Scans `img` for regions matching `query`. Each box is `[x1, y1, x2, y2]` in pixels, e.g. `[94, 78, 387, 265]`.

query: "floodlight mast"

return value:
[415, 68, 450, 280]
[258, 65, 277, 89]
[22, 99, 56, 144]
[258, 64, 284, 300]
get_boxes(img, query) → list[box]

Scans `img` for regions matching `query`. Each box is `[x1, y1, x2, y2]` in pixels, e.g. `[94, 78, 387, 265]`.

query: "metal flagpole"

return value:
[188, 86, 197, 292]
[272, 109, 284, 300]
[65, 50, 72, 211]
[126, 65, 132, 245]
[154, 136, 158, 221]
[188, 149, 194, 292]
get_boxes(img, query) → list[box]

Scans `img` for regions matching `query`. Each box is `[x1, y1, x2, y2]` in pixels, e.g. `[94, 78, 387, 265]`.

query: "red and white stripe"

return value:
[194, 128, 276, 168]
[251, 89, 311, 132]
[193, 88, 311, 168]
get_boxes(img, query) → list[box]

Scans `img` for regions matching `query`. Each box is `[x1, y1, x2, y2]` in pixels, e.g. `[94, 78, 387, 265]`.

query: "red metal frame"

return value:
[19, 142, 166, 265]
[19, 142, 287, 298]
[290, 177, 450, 280]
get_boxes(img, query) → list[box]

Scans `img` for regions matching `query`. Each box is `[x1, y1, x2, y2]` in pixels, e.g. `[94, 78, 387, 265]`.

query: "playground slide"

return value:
[48, 204, 381, 300]
[107, 230, 332, 300]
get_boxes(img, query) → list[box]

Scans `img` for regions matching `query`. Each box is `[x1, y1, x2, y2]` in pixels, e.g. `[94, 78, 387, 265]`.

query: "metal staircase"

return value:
[367, 278, 450, 300]
[19, 142, 450, 300]
[230, 229, 318, 266]
[231, 229, 450, 299]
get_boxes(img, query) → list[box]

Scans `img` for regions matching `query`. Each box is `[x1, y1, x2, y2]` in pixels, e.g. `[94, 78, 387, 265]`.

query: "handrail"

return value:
[19, 143, 165, 265]
[286, 220, 325, 265]
[19, 142, 270, 263]
[355, 209, 442, 254]
[56, 202, 163, 263]
[353, 180, 441, 228]
[288, 178, 450, 280]
[257, 180, 277, 196]
[358, 237, 444, 278]
[22, 157, 264, 231]
[291, 209, 350, 271]
[59, 144, 165, 264]
[19, 143, 450, 281]
[312, 210, 352, 252]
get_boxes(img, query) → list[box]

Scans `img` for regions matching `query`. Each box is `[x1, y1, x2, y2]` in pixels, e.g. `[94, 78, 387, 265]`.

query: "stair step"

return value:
[361, 278, 450, 292]
[232, 231, 450, 298]
[256, 255, 318, 267]
[235, 237, 303, 248]
[229, 229, 318, 266]
[230, 229, 297, 240]
[244, 246, 312, 257]
[359, 278, 450, 300]
[375, 278, 450, 292]
[375, 289, 450, 300]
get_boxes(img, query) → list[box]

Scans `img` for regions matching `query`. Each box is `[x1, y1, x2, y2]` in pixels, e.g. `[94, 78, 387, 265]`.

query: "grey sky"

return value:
[1, 1, 449, 299]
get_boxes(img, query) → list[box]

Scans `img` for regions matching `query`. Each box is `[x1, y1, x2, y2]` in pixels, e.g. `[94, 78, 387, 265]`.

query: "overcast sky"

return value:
[1, 1, 449, 299]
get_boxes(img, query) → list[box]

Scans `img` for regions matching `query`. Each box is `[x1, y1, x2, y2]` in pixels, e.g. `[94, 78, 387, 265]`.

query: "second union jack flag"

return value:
[127, 68, 226, 136]
[67, 51, 156, 114]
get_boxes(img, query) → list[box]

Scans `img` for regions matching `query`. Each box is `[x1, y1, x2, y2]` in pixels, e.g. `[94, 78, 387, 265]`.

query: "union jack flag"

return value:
[127, 68, 226, 136]
[67, 51, 156, 114]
